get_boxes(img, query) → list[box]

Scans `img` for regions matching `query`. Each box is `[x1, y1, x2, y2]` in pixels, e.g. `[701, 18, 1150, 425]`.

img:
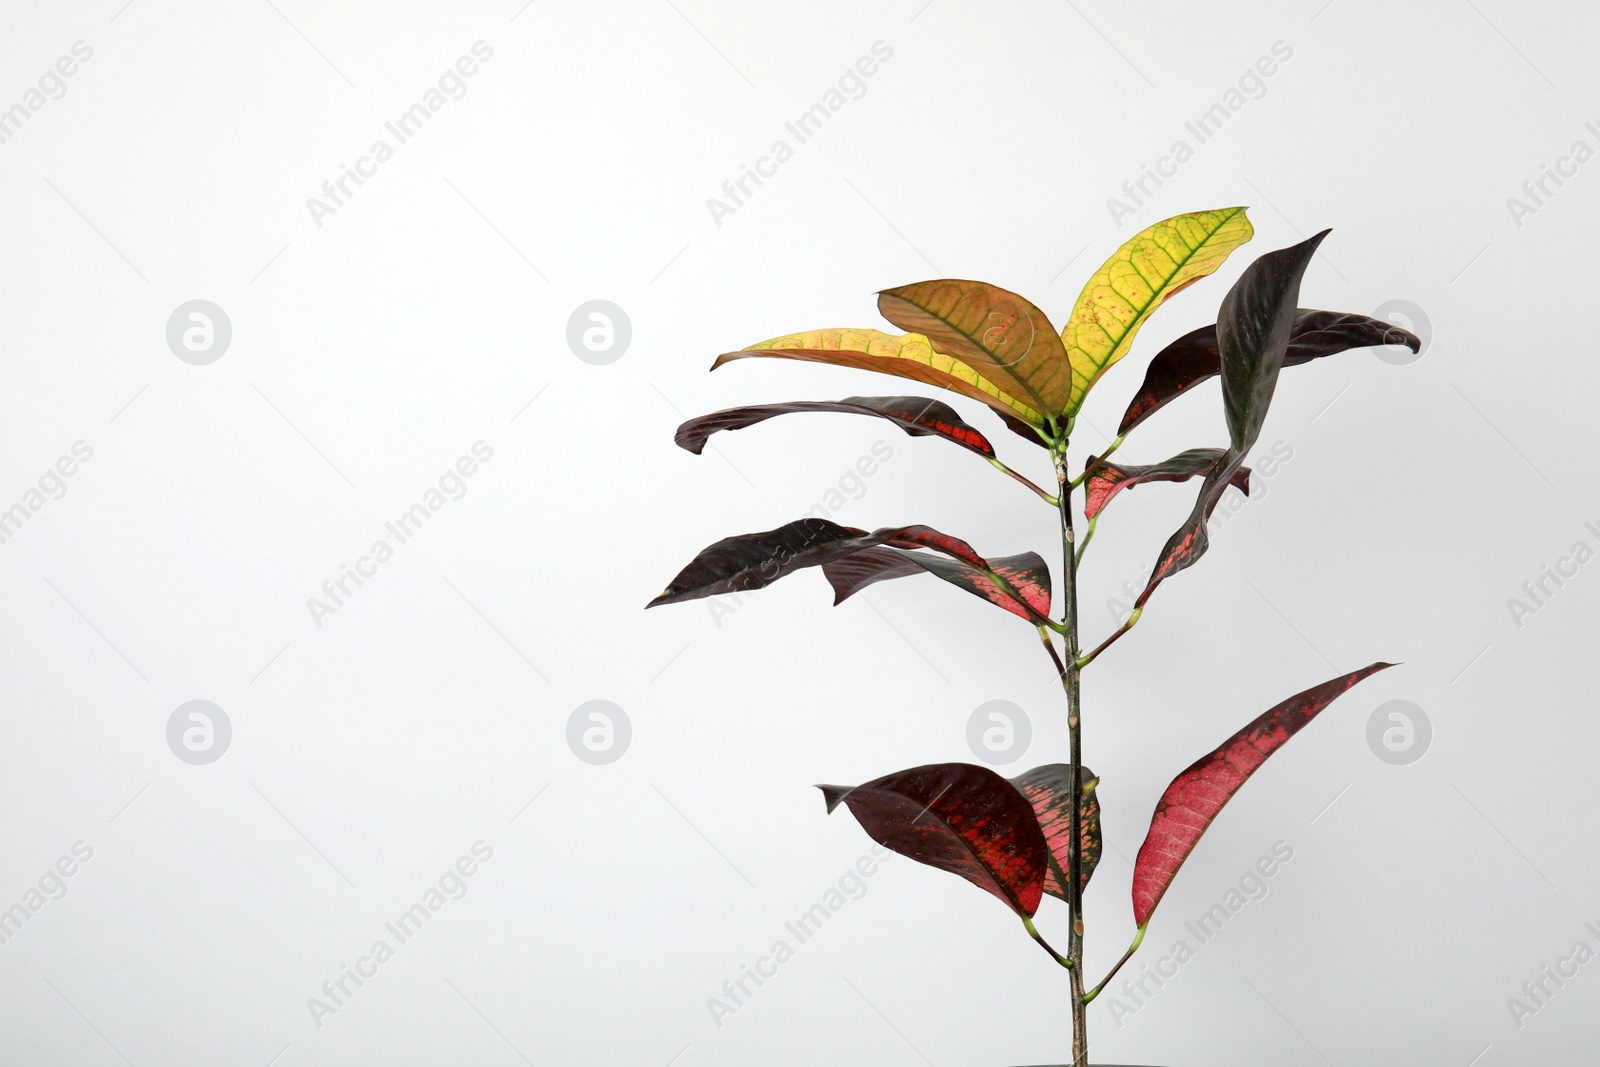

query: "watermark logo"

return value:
[706, 41, 894, 229]
[305, 42, 494, 229]
[0, 842, 93, 948]
[306, 842, 494, 1028]
[1507, 923, 1600, 1030]
[0, 41, 94, 148]
[167, 700, 231, 765]
[707, 845, 892, 1028]
[1366, 699, 1430, 765]
[966, 699, 1031, 765]
[566, 300, 631, 365]
[1370, 300, 1430, 366]
[1100, 841, 1294, 1029]
[166, 300, 232, 365]
[1506, 123, 1600, 230]
[0, 441, 94, 548]
[1506, 522, 1600, 630]
[568, 700, 630, 765]
[306, 442, 495, 628]
[1107, 41, 1293, 226]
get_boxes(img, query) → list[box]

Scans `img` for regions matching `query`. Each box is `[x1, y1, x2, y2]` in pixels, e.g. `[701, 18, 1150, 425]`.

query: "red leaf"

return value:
[1131, 663, 1393, 926]
[1009, 765, 1101, 899]
[820, 763, 1049, 917]
[822, 548, 1052, 622]
[1083, 448, 1250, 522]
[674, 395, 997, 459]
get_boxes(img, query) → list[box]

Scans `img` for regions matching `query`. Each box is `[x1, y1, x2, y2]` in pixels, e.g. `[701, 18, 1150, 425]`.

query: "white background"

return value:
[0, 1, 1595, 1064]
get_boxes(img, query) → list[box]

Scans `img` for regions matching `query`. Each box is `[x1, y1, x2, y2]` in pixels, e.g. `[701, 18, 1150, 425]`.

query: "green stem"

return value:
[1051, 438, 1089, 1066]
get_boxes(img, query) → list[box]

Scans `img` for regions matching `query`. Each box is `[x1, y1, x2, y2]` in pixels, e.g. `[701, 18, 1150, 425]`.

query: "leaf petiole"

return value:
[1083, 924, 1148, 1003]
[1077, 607, 1142, 670]
[1022, 915, 1073, 969]
[1069, 433, 1127, 490]
[1073, 514, 1098, 567]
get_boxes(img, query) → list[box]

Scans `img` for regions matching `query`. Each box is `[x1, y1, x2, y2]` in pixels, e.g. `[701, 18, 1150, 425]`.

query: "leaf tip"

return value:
[817, 784, 852, 813]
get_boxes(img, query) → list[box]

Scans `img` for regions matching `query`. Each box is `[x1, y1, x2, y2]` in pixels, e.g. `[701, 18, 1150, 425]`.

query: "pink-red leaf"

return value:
[675, 395, 996, 459]
[1083, 448, 1250, 522]
[1131, 663, 1393, 927]
[1117, 309, 1423, 436]
[820, 763, 1049, 918]
[1009, 764, 1101, 899]
[822, 548, 1052, 622]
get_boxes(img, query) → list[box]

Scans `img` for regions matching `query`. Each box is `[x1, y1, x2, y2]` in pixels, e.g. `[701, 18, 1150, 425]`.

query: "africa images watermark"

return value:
[1105, 440, 1294, 624]
[1504, 518, 1600, 630]
[1106, 40, 1294, 227]
[0, 440, 94, 548]
[1506, 120, 1600, 229]
[0, 841, 94, 948]
[706, 438, 895, 628]
[1506, 921, 1600, 1031]
[706, 844, 893, 1028]
[305, 41, 495, 229]
[1098, 841, 1295, 1030]
[0, 41, 94, 147]
[306, 441, 494, 628]
[306, 841, 495, 1028]
[705, 40, 895, 229]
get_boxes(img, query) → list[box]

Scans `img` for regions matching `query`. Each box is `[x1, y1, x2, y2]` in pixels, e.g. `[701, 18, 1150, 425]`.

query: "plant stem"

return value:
[1052, 438, 1089, 1067]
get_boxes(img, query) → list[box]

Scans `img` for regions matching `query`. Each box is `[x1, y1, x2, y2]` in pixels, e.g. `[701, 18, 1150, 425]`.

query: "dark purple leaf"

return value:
[1134, 233, 1326, 603]
[1117, 308, 1419, 436]
[647, 519, 1024, 611]
[675, 395, 996, 459]
[820, 762, 1049, 917]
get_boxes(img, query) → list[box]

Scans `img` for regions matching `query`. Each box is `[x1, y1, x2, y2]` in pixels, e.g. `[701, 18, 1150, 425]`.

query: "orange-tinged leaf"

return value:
[712, 328, 1046, 428]
[1060, 207, 1255, 414]
[878, 280, 1073, 418]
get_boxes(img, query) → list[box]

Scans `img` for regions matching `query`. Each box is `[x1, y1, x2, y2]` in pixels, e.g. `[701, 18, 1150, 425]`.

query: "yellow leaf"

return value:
[1061, 207, 1254, 415]
[713, 328, 1046, 427]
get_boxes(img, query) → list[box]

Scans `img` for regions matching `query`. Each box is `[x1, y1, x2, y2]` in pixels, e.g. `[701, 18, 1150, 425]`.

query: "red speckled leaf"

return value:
[647, 519, 1018, 610]
[675, 395, 996, 459]
[820, 763, 1048, 917]
[1083, 448, 1250, 522]
[1117, 309, 1423, 436]
[822, 548, 1052, 622]
[1009, 765, 1101, 899]
[1131, 663, 1393, 927]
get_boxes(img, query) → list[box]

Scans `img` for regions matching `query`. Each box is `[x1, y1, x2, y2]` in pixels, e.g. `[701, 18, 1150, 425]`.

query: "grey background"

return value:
[0, 1, 1593, 1064]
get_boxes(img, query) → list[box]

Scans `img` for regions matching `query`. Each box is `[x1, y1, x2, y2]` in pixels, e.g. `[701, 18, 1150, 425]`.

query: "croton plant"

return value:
[647, 206, 1417, 1064]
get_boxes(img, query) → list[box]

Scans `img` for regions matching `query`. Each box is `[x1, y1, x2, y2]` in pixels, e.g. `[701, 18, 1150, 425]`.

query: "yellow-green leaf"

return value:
[878, 280, 1073, 419]
[1060, 207, 1254, 415]
[712, 328, 1046, 427]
